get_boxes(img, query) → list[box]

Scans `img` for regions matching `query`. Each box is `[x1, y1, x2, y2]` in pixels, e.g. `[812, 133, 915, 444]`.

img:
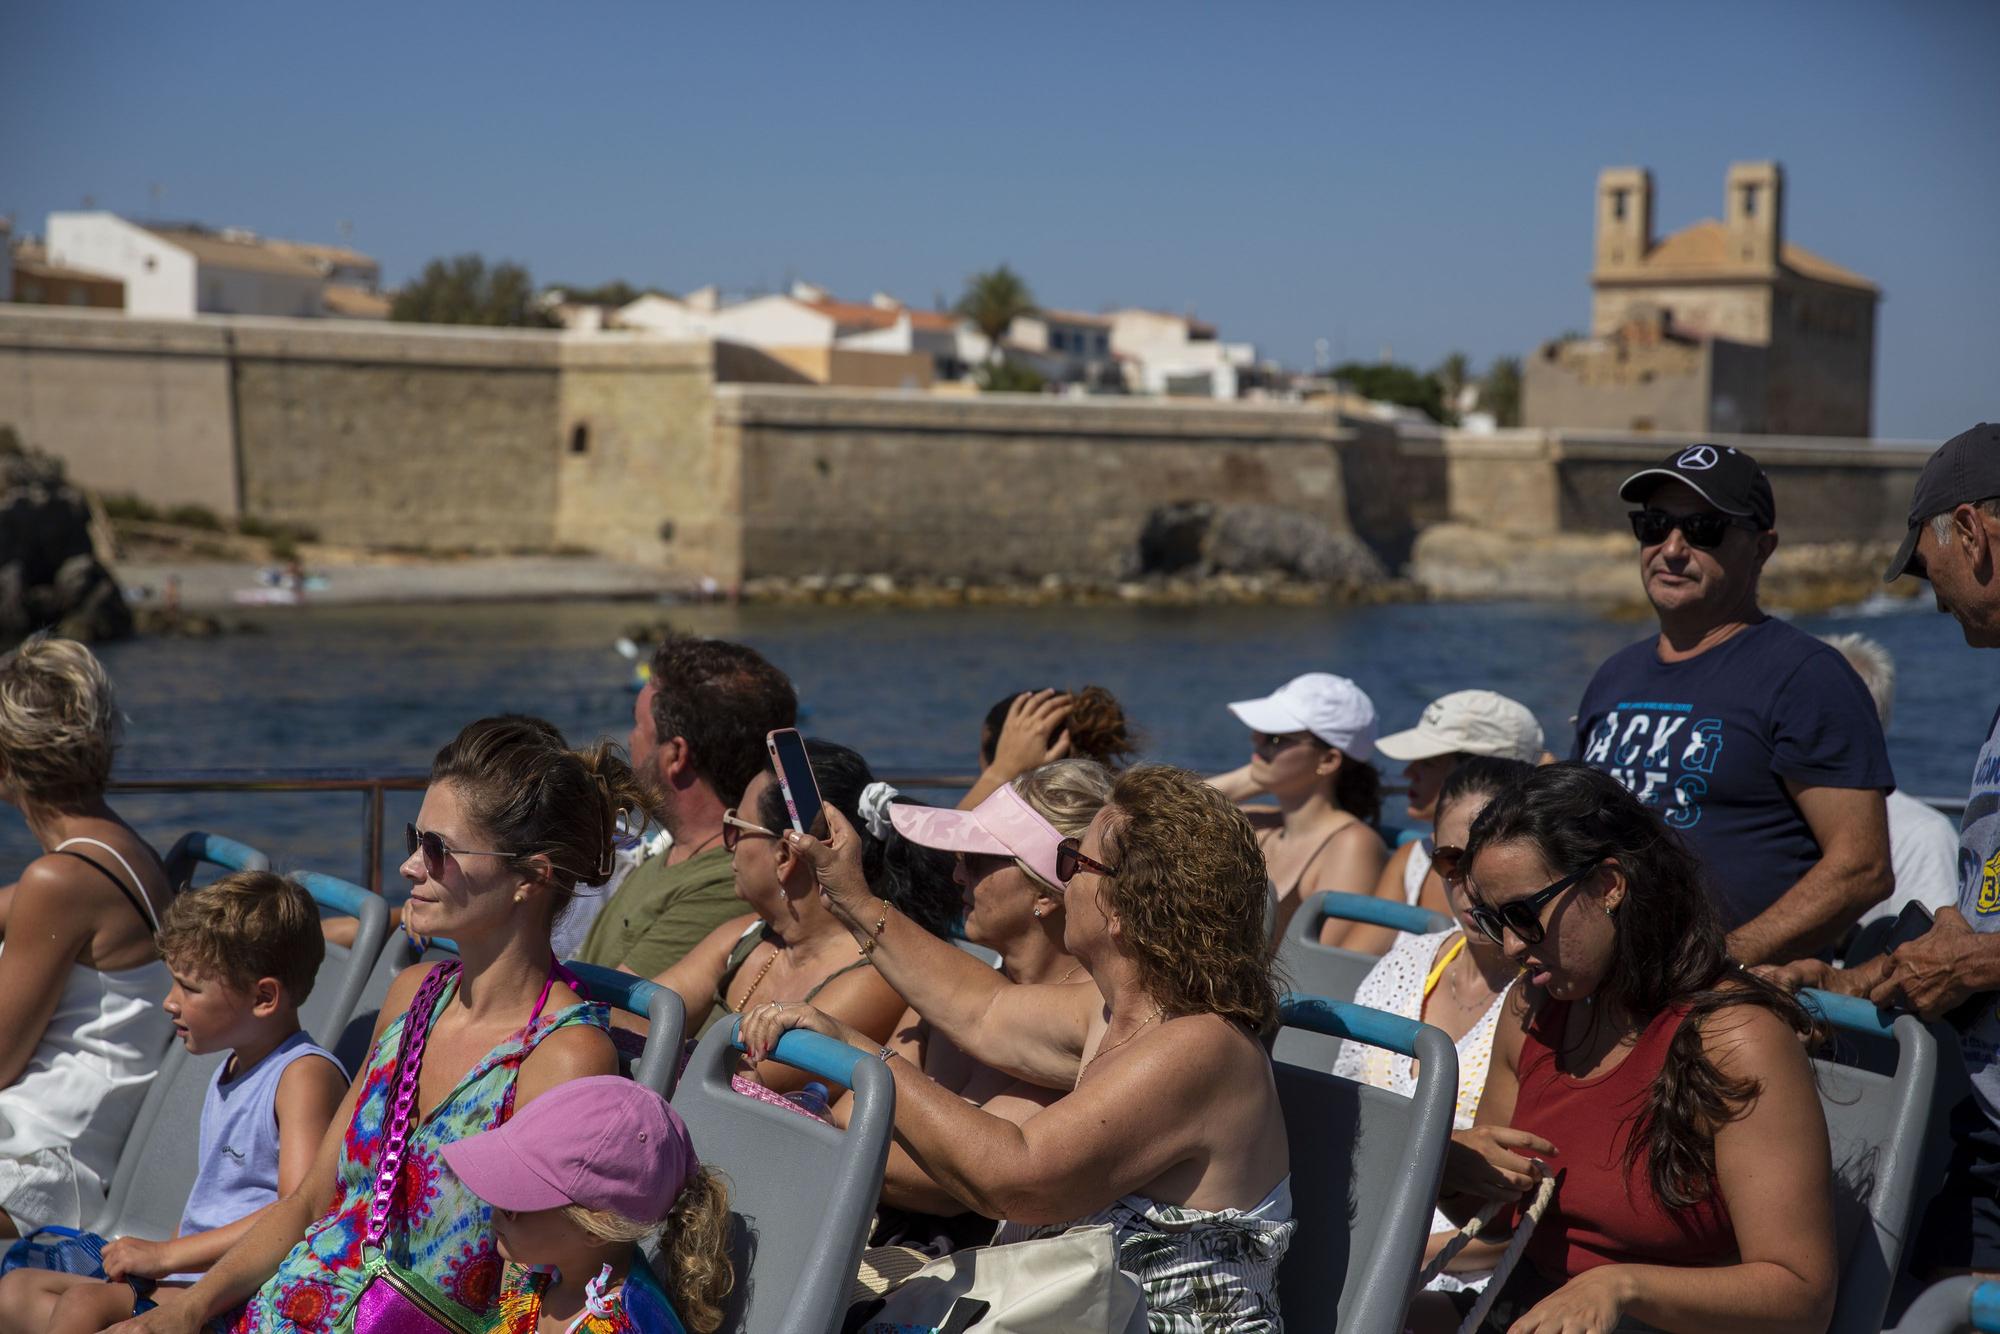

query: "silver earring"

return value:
[1032, 906, 1043, 919]
[514, 893, 526, 904]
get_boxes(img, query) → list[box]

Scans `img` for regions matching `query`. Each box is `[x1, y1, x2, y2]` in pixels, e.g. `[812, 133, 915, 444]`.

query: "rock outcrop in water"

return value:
[1135, 501, 1386, 587]
[0, 431, 132, 648]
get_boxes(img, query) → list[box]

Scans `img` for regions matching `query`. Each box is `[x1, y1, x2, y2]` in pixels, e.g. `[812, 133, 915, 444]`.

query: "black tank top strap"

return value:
[52, 849, 159, 932]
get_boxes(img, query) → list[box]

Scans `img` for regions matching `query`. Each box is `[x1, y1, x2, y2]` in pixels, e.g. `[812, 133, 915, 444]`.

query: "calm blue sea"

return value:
[0, 596, 1981, 892]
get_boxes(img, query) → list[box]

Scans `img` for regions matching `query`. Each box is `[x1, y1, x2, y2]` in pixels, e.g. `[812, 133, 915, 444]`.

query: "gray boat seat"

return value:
[333, 926, 423, 1074]
[671, 1019, 894, 1334]
[951, 937, 1002, 969]
[89, 1042, 228, 1241]
[161, 830, 270, 888]
[1274, 994, 1457, 1334]
[1896, 1276, 2000, 1333]
[1274, 891, 1450, 1070]
[291, 872, 391, 1050]
[1799, 988, 1948, 1334]
[563, 960, 689, 1097]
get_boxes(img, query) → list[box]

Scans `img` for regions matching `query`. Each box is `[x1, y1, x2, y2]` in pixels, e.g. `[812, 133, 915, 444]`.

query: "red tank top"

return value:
[1509, 1000, 1736, 1279]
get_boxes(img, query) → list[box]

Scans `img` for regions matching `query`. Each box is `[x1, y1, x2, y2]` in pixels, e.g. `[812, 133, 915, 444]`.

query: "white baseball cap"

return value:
[1374, 690, 1545, 763]
[1228, 674, 1377, 761]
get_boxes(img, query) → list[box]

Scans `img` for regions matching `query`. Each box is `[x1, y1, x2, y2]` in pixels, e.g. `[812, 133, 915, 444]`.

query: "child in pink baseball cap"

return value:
[442, 1076, 732, 1334]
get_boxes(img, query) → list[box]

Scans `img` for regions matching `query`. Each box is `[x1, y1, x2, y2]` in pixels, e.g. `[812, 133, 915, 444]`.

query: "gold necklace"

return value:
[1076, 1005, 1166, 1085]
[731, 947, 780, 1013]
[1052, 962, 1083, 986]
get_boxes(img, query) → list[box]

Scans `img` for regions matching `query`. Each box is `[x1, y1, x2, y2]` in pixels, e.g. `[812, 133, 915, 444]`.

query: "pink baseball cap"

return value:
[890, 783, 1066, 889]
[441, 1075, 699, 1220]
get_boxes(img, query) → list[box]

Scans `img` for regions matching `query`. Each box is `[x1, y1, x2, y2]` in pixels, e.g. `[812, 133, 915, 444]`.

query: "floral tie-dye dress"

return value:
[230, 972, 610, 1334]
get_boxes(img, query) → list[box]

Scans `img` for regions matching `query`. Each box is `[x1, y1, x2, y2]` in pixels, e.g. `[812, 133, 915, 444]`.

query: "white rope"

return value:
[1412, 1174, 1558, 1334]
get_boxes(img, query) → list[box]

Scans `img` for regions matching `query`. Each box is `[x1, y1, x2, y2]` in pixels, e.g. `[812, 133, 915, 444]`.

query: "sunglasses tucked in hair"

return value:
[1628, 508, 1759, 550]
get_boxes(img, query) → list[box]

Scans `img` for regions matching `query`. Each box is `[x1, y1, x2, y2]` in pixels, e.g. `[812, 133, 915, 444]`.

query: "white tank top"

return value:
[1402, 836, 1434, 905]
[0, 838, 174, 1200]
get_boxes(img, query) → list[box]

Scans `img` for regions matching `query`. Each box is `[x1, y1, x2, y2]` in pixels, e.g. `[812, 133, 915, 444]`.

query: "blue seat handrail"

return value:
[1798, 986, 1896, 1039]
[1281, 993, 1426, 1059]
[293, 870, 374, 918]
[563, 961, 665, 1017]
[1978, 1280, 2000, 1333]
[1310, 890, 1449, 937]
[184, 832, 269, 875]
[728, 1019, 871, 1089]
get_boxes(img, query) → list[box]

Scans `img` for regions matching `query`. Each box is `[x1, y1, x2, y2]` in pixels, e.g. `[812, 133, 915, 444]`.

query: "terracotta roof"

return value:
[11, 249, 125, 288]
[143, 227, 325, 278]
[264, 238, 379, 273]
[906, 308, 962, 333]
[806, 298, 964, 335]
[322, 284, 393, 319]
[1035, 308, 1114, 329]
[1610, 220, 1877, 293]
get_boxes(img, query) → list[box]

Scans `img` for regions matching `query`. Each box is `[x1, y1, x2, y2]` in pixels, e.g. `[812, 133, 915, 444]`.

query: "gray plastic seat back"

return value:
[91, 1042, 230, 1239]
[335, 931, 421, 1074]
[563, 961, 688, 1097]
[1896, 1275, 1994, 1333]
[671, 1020, 895, 1334]
[1276, 994, 1457, 1334]
[1273, 892, 1450, 1070]
[292, 872, 391, 1049]
[1800, 989, 1944, 1334]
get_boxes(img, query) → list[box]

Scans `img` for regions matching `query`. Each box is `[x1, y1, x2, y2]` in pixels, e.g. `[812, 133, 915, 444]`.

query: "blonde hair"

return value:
[0, 634, 119, 805]
[1011, 758, 1114, 890]
[563, 1167, 733, 1334]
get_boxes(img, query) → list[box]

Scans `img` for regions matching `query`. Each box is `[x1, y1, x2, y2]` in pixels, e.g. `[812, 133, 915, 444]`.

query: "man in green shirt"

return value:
[577, 636, 797, 978]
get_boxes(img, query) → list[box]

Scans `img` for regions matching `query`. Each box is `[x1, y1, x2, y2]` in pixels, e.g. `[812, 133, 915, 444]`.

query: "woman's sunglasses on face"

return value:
[1252, 731, 1316, 756]
[1055, 837, 1118, 885]
[1627, 508, 1758, 550]
[721, 808, 779, 852]
[405, 824, 511, 880]
[1459, 863, 1600, 947]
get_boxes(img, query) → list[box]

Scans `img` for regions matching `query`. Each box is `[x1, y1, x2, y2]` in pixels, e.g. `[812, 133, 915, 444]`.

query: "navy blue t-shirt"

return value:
[1573, 617, 1894, 929]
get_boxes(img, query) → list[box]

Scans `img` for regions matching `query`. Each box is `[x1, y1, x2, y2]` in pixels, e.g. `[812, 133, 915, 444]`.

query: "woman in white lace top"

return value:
[1333, 756, 1534, 1295]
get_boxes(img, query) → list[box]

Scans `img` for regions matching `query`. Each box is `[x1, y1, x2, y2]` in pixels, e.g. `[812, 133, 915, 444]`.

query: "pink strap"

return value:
[367, 956, 576, 1247]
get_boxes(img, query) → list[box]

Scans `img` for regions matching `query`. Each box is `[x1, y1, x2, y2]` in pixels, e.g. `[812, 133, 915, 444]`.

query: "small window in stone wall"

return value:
[569, 423, 590, 455]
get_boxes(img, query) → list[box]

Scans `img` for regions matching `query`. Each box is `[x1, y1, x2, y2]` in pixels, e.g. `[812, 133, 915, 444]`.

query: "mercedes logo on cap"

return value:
[1676, 446, 1719, 471]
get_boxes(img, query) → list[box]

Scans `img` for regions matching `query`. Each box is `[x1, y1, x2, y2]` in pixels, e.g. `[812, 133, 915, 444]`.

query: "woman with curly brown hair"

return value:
[1426, 763, 1835, 1334]
[741, 763, 1294, 1333]
[956, 685, 1138, 810]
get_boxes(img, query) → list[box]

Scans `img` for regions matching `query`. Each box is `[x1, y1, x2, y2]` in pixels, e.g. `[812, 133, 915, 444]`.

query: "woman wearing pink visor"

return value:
[849, 762, 1110, 1244]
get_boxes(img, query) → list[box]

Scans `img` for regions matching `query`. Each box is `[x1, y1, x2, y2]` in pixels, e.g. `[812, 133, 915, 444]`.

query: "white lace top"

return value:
[1332, 928, 1513, 1294]
[1402, 836, 1434, 905]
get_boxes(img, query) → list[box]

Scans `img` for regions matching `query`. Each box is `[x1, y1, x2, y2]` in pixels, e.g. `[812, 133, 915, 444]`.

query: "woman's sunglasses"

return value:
[1627, 508, 1758, 550]
[1462, 864, 1599, 947]
[1055, 837, 1118, 884]
[405, 824, 511, 880]
[721, 808, 779, 852]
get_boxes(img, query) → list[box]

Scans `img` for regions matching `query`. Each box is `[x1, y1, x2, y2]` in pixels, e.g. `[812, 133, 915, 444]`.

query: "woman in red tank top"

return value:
[1418, 764, 1837, 1334]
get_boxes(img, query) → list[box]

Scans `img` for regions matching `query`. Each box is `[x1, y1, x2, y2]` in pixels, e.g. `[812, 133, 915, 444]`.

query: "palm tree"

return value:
[955, 265, 1037, 355]
[1436, 351, 1470, 424]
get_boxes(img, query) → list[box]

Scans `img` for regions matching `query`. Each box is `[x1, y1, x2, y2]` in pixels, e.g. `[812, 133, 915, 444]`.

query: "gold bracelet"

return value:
[858, 898, 891, 957]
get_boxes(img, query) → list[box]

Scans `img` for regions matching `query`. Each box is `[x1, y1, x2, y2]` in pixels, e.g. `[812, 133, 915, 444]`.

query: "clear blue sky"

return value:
[4, 1, 1994, 440]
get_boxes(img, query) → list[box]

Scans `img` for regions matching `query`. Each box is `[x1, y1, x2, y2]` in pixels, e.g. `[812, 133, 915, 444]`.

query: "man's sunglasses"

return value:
[1628, 508, 1758, 550]
[1461, 864, 1600, 947]
[721, 809, 779, 852]
[406, 824, 511, 879]
[1055, 837, 1118, 884]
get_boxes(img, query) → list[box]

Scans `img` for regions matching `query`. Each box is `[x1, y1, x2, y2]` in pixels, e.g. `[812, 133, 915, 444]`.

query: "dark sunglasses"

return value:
[405, 823, 511, 879]
[1055, 837, 1118, 884]
[1463, 864, 1599, 947]
[1431, 844, 1467, 885]
[1252, 731, 1317, 753]
[1628, 508, 1758, 550]
[721, 809, 779, 852]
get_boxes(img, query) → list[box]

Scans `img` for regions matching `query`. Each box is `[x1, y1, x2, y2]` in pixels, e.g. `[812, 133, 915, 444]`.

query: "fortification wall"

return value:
[0, 309, 239, 515]
[721, 386, 1352, 580]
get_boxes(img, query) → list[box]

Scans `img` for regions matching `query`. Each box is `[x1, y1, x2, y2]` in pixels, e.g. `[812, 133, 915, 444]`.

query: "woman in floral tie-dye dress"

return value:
[118, 718, 641, 1334]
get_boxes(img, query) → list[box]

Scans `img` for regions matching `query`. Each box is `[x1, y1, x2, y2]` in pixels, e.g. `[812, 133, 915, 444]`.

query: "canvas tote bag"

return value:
[855, 1224, 1146, 1334]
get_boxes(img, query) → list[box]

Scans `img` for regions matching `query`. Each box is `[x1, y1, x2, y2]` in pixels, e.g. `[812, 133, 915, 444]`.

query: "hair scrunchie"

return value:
[858, 781, 901, 840]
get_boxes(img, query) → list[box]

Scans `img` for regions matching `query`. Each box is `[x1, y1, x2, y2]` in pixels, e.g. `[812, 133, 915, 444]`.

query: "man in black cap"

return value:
[1779, 422, 2000, 1277]
[1573, 444, 1893, 965]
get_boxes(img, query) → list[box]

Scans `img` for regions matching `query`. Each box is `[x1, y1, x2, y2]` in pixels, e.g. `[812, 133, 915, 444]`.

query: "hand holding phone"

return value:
[766, 728, 826, 839]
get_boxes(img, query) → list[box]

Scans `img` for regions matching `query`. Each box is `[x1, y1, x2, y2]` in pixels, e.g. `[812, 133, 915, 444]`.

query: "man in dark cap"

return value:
[1573, 444, 1893, 965]
[1780, 422, 2000, 1278]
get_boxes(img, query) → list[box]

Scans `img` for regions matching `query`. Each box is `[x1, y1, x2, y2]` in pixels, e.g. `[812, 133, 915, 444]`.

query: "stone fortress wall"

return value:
[0, 307, 1933, 593]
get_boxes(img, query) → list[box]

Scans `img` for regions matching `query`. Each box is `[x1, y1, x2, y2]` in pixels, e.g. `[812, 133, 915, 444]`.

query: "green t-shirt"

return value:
[576, 844, 742, 978]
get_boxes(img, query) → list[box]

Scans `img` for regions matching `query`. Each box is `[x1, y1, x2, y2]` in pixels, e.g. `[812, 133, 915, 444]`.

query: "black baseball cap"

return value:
[1884, 422, 2000, 582]
[1618, 444, 1776, 530]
